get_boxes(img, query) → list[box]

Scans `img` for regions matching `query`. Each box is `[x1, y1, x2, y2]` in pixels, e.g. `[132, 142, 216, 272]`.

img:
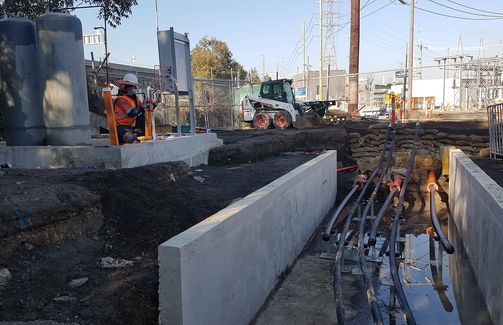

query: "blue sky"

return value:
[74, 0, 503, 76]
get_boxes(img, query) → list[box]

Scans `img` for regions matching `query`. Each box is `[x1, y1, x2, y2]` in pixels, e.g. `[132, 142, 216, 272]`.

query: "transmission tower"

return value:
[323, 0, 342, 71]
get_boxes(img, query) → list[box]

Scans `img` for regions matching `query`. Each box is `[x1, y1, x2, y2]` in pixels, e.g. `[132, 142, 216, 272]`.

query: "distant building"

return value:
[359, 83, 390, 109]
[391, 78, 458, 110]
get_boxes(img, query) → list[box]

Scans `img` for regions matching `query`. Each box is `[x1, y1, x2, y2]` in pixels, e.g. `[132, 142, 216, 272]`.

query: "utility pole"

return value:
[406, 0, 415, 118]
[262, 55, 266, 79]
[302, 20, 307, 88]
[348, 0, 360, 114]
[434, 58, 447, 111]
[417, 40, 423, 80]
[319, 0, 323, 101]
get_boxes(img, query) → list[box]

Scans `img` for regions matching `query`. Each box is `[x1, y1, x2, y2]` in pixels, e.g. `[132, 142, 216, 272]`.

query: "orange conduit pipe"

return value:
[337, 165, 358, 172]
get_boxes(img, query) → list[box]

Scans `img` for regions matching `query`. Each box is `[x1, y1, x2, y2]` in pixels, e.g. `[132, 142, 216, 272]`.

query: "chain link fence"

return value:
[4, 57, 502, 141]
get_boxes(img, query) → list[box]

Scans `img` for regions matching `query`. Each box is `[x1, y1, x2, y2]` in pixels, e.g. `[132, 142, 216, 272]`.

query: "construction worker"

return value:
[114, 73, 145, 144]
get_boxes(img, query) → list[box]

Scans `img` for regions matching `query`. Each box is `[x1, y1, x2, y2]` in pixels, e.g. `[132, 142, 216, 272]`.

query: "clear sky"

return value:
[74, 0, 503, 77]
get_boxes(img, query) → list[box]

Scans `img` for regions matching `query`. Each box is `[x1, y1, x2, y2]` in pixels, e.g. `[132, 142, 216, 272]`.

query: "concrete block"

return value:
[449, 149, 503, 325]
[0, 133, 222, 169]
[158, 150, 338, 325]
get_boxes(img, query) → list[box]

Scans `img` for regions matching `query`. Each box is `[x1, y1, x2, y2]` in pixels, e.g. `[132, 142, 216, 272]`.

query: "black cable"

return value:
[446, 0, 503, 16]
[333, 125, 395, 325]
[389, 122, 421, 325]
[429, 189, 455, 254]
[402, 0, 503, 20]
[424, 0, 503, 18]
[357, 129, 397, 324]
[368, 186, 398, 246]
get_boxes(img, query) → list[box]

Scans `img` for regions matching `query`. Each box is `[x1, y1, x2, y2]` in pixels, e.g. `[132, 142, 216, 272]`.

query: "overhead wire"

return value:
[446, 0, 503, 16]
[424, 0, 503, 18]
[401, 0, 503, 20]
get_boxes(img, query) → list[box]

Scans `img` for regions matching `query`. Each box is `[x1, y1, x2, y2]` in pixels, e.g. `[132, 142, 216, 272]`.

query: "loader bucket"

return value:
[293, 115, 322, 129]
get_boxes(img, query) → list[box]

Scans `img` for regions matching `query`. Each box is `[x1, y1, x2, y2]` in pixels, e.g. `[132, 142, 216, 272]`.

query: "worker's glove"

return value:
[145, 99, 156, 112]
[127, 106, 145, 118]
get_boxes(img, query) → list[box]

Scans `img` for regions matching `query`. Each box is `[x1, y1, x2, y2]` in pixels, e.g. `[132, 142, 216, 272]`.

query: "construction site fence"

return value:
[81, 57, 503, 130]
[154, 79, 260, 130]
[487, 103, 503, 159]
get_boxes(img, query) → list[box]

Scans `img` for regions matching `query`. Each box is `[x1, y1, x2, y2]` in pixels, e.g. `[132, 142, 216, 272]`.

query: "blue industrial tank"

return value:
[36, 13, 91, 145]
[0, 17, 46, 146]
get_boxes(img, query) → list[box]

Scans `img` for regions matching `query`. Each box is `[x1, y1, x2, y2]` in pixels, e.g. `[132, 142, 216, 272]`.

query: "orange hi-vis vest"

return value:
[114, 95, 142, 126]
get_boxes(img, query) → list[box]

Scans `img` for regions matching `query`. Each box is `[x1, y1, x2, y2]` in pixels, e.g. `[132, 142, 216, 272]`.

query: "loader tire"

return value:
[253, 113, 271, 130]
[273, 111, 292, 130]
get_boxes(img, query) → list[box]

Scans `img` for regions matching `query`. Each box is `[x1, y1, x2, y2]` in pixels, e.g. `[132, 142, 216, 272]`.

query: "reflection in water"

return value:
[448, 219, 493, 325]
[374, 190, 492, 325]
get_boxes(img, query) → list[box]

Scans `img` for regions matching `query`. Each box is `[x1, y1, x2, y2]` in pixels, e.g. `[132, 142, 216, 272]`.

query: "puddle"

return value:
[371, 192, 493, 325]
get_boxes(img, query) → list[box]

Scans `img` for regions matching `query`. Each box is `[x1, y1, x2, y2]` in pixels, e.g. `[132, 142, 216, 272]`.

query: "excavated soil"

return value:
[0, 130, 339, 324]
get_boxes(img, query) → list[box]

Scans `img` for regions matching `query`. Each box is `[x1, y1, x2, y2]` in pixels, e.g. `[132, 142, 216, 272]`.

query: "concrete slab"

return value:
[158, 150, 338, 325]
[0, 133, 222, 169]
[449, 149, 503, 325]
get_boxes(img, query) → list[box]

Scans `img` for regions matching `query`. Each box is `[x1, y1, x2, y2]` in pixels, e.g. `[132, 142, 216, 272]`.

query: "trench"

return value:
[254, 126, 494, 325]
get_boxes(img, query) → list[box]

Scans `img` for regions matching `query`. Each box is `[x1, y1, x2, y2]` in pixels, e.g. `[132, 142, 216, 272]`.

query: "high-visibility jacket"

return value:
[114, 95, 142, 126]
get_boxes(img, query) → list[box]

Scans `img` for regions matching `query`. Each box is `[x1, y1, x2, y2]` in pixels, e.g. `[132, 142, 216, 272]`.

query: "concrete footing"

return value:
[449, 149, 503, 325]
[158, 150, 337, 325]
[0, 133, 222, 169]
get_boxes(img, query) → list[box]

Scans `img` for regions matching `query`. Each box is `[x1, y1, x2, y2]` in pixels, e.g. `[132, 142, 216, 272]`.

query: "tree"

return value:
[0, 0, 138, 27]
[191, 36, 248, 80]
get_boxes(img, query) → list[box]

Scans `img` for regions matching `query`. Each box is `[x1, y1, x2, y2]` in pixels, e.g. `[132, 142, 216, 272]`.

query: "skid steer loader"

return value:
[241, 79, 340, 129]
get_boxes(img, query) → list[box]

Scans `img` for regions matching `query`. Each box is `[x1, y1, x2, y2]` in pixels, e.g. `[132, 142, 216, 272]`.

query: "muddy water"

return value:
[255, 180, 493, 325]
[372, 190, 493, 325]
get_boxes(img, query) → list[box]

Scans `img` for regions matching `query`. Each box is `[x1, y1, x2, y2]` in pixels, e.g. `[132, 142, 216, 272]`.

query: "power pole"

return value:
[262, 55, 266, 79]
[319, 0, 323, 101]
[348, 0, 360, 114]
[406, 0, 415, 118]
[302, 20, 307, 88]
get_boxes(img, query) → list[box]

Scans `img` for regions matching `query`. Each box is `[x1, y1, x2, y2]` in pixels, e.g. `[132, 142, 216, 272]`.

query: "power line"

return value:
[424, 0, 503, 18]
[402, 0, 503, 20]
[446, 0, 503, 16]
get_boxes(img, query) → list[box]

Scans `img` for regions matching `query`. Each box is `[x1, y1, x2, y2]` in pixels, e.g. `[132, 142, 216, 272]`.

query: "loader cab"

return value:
[260, 79, 295, 104]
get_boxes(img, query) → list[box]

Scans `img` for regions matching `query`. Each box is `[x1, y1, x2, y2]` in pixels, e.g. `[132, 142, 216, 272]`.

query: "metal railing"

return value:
[487, 103, 503, 159]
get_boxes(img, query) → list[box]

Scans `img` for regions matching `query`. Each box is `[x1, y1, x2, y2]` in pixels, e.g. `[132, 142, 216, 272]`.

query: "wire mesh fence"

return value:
[487, 103, 503, 159]
[82, 56, 503, 131]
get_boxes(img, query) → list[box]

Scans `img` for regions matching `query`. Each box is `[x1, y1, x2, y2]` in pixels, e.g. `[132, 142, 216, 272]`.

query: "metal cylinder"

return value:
[36, 13, 90, 145]
[0, 17, 46, 146]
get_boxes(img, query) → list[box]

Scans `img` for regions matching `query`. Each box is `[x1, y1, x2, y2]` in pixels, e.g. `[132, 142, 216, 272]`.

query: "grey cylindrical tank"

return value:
[36, 13, 90, 145]
[0, 17, 46, 146]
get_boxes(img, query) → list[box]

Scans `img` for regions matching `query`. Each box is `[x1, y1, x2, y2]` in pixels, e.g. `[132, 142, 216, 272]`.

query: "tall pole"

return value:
[319, 0, 323, 100]
[154, 0, 160, 32]
[262, 55, 266, 79]
[104, 7, 109, 84]
[302, 21, 307, 88]
[406, 0, 415, 117]
[442, 58, 447, 110]
[307, 56, 310, 100]
[348, 0, 360, 114]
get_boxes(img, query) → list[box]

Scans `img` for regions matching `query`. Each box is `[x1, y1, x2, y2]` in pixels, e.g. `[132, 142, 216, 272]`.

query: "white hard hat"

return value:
[119, 73, 139, 86]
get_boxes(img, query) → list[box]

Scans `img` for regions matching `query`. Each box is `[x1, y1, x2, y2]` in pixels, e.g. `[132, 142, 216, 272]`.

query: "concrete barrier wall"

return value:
[449, 149, 503, 325]
[0, 133, 222, 168]
[158, 150, 338, 325]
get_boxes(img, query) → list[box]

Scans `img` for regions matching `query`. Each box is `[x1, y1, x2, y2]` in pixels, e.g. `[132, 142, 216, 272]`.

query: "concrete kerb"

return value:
[0, 133, 222, 169]
[449, 149, 503, 325]
[158, 150, 338, 325]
